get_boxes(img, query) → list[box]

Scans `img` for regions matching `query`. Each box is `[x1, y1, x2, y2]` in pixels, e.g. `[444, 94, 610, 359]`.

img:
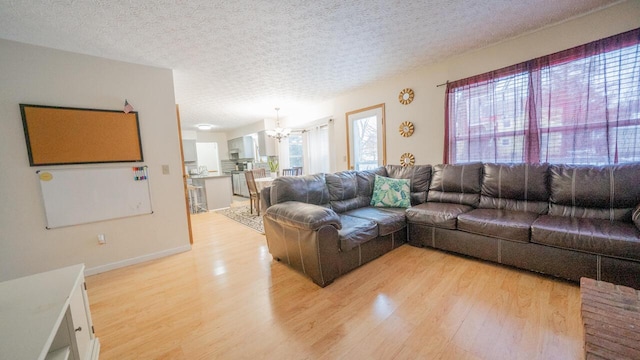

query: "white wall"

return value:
[181, 130, 197, 140]
[0, 39, 191, 281]
[323, 1, 640, 171]
[197, 131, 229, 161]
[226, 120, 268, 140]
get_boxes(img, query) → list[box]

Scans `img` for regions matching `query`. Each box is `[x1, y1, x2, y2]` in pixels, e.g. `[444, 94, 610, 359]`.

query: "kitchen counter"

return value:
[189, 174, 231, 179]
[225, 170, 274, 175]
[190, 176, 232, 210]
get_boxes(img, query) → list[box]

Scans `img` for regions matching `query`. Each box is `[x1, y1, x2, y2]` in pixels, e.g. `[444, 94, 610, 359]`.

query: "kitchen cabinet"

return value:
[190, 175, 232, 210]
[0, 264, 100, 360]
[232, 172, 249, 197]
[257, 131, 277, 157]
[231, 172, 240, 195]
[227, 137, 241, 157]
[204, 176, 233, 209]
[227, 136, 255, 159]
[183, 139, 197, 162]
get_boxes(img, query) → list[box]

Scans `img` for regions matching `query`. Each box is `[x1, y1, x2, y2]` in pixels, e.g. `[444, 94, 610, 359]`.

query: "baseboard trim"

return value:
[84, 244, 192, 276]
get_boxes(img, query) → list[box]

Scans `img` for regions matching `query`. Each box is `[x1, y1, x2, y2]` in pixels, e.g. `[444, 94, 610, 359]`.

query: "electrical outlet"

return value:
[162, 165, 170, 175]
[98, 234, 106, 245]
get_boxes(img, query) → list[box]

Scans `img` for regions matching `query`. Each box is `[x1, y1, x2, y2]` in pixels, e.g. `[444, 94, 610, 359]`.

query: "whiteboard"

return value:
[37, 167, 152, 229]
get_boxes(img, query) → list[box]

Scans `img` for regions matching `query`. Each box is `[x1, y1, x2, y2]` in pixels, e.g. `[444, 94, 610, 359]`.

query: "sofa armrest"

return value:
[260, 186, 271, 214]
[264, 201, 342, 231]
[633, 203, 640, 230]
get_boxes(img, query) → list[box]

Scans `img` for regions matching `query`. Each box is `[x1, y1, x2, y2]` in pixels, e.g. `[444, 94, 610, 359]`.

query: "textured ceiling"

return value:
[0, 0, 620, 130]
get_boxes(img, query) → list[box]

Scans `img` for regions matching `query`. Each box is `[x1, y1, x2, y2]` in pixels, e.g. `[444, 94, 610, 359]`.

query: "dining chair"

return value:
[244, 170, 260, 215]
[252, 168, 266, 178]
[282, 168, 295, 176]
[293, 167, 303, 176]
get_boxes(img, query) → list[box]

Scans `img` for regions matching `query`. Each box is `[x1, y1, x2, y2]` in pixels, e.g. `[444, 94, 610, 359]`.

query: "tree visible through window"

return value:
[346, 104, 386, 171]
[446, 28, 640, 165]
[353, 116, 379, 170]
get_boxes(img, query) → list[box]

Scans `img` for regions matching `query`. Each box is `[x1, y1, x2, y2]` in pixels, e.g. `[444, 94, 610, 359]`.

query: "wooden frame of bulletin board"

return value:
[20, 104, 144, 166]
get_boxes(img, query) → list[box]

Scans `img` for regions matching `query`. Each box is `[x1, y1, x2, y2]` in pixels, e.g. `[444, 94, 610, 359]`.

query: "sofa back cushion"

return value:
[385, 164, 432, 205]
[270, 173, 330, 207]
[428, 163, 483, 207]
[548, 163, 640, 221]
[479, 163, 550, 214]
[357, 167, 387, 197]
[326, 170, 366, 212]
[326, 167, 387, 213]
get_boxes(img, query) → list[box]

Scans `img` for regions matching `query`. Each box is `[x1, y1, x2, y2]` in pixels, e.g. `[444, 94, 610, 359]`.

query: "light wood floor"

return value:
[86, 207, 584, 359]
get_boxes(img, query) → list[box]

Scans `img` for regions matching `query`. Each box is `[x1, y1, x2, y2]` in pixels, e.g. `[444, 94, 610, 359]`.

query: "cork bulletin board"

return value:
[20, 104, 144, 166]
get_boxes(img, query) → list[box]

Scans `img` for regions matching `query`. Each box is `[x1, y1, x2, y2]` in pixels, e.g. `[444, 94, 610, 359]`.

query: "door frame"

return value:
[176, 104, 194, 245]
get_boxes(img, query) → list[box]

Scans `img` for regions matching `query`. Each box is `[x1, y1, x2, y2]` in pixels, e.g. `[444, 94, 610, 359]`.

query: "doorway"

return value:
[346, 103, 386, 170]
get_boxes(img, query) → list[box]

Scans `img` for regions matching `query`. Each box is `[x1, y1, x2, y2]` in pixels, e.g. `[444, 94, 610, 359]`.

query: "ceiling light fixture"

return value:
[265, 107, 291, 143]
[197, 124, 214, 130]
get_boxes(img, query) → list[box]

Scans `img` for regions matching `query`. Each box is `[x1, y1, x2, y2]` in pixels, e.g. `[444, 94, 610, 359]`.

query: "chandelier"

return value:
[265, 107, 291, 143]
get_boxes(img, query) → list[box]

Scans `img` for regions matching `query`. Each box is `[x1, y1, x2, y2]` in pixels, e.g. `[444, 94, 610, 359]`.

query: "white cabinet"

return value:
[0, 264, 100, 360]
[204, 176, 232, 210]
[68, 281, 91, 359]
[228, 136, 256, 159]
[190, 176, 233, 210]
[227, 137, 243, 158]
[232, 172, 249, 197]
[242, 136, 256, 159]
[182, 139, 197, 162]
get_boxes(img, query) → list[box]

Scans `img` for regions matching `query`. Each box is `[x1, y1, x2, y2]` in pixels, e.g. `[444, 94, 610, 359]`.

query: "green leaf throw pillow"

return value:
[370, 174, 411, 208]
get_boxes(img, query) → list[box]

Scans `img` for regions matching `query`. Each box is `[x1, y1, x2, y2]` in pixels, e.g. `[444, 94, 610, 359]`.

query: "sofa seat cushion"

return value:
[338, 214, 379, 252]
[406, 202, 473, 230]
[343, 206, 406, 236]
[458, 209, 539, 243]
[531, 215, 640, 261]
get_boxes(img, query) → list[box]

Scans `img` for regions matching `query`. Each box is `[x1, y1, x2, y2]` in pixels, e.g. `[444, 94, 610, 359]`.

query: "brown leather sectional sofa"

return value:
[261, 163, 640, 288]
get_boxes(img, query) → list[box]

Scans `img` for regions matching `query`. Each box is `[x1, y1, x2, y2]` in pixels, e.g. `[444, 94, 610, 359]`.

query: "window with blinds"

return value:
[446, 28, 640, 165]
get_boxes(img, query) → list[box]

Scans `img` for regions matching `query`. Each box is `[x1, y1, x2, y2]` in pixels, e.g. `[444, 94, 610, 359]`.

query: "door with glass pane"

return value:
[346, 104, 386, 170]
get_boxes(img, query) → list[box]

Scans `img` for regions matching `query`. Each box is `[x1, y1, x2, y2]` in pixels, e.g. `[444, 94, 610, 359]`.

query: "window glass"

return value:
[446, 29, 640, 165]
[346, 104, 386, 170]
[288, 133, 303, 168]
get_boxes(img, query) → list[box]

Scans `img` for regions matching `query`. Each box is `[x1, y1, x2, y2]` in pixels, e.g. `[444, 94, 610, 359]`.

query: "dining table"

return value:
[254, 177, 274, 193]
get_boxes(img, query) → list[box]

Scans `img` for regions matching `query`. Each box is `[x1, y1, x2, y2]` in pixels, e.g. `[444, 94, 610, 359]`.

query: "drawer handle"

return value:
[75, 326, 82, 332]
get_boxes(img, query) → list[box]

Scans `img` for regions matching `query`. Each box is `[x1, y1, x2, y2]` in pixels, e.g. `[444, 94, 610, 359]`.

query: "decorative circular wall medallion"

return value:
[399, 121, 414, 137]
[398, 88, 414, 105]
[400, 153, 415, 167]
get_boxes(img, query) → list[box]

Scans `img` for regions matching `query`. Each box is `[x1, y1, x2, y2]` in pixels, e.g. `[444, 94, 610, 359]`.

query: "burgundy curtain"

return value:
[446, 28, 640, 165]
